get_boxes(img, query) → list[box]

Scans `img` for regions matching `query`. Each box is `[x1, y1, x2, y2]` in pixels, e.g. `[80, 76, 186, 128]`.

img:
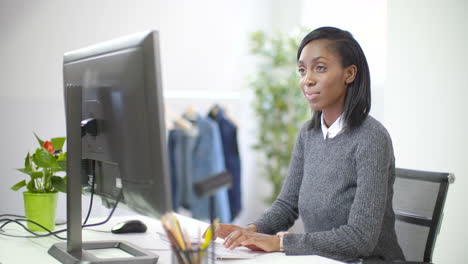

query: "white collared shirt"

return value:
[321, 113, 344, 139]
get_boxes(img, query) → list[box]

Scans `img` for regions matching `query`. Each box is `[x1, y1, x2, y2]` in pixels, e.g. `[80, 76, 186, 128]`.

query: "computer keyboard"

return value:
[157, 232, 259, 259]
[206, 242, 258, 259]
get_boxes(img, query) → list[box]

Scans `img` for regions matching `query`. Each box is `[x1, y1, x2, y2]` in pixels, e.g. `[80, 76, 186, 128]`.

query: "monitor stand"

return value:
[49, 241, 158, 264]
[48, 84, 158, 264]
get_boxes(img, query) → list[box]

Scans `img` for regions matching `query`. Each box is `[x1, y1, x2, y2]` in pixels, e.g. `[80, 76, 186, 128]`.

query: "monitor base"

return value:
[48, 240, 158, 264]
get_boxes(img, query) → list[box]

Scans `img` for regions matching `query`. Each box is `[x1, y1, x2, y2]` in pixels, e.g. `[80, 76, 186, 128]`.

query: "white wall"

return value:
[385, 0, 468, 262]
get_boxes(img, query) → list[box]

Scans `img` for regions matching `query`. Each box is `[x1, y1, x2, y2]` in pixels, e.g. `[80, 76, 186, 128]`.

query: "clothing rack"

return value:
[163, 90, 242, 126]
[163, 90, 241, 100]
[164, 90, 244, 223]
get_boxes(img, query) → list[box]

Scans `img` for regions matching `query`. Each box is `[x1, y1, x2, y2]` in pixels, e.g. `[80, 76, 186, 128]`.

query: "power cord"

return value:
[0, 214, 25, 233]
[0, 214, 26, 218]
[0, 189, 122, 240]
[82, 160, 96, 226]
[80, 189, 122, 228]
[0, 218, 67, 240]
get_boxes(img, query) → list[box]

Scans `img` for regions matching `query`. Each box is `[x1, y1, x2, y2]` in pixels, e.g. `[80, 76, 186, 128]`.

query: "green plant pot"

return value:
[23, 191, 58, 232]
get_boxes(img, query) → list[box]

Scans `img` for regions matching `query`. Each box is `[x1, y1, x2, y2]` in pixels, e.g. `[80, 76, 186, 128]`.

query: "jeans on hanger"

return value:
[208, 107, 242, 219]
[191, 115, 231, 223]
[168, 128, 198, 211]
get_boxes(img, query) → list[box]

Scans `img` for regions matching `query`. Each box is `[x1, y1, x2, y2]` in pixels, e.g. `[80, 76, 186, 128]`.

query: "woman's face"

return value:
[298, 39, 356, 113]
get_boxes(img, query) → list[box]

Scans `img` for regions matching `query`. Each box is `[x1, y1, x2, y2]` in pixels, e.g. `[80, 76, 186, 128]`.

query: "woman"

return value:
[214, 27, 405, 262]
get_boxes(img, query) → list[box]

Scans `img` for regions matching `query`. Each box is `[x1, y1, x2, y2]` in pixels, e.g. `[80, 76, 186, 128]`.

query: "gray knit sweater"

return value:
[253, 116, 405, 262]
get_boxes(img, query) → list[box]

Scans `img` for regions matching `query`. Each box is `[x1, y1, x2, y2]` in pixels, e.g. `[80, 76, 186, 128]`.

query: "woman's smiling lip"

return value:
[305, 91, 320, 100]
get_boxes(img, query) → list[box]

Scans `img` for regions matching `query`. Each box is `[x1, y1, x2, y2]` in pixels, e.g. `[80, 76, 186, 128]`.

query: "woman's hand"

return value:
[217, 224, 243, 239]
[223, 230, 280, 252]
[203, 223, 257, 240]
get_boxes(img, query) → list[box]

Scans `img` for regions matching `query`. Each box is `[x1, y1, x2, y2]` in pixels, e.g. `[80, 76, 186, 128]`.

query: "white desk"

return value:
[0, 214, 344, 264]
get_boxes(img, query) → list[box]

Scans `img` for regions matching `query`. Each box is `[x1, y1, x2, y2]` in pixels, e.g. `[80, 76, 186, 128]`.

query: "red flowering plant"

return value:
[11, 134, 67, 193]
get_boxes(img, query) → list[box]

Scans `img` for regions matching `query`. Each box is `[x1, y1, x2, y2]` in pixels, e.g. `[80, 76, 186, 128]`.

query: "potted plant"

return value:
[249, 29, 310, 204]
[11, 134, 67, 232]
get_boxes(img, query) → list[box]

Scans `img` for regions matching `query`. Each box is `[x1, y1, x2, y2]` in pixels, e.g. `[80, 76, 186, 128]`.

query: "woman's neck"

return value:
[322, 108, 344, 127]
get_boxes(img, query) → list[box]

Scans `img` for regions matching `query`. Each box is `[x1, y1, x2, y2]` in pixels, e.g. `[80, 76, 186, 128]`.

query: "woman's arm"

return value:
[252, 122, 308, 235]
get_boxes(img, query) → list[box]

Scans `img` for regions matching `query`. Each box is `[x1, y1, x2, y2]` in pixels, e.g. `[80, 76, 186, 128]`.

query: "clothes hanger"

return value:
[173, 117, 193, 130]
[208, 104, 239, 127]
[164, 105, 192, 130]
[208, 104, 220, 120]
[183, 105, 198, 122]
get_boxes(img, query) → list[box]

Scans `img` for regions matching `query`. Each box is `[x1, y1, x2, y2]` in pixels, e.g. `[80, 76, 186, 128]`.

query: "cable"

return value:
[0, 218, 66, 240]
[51, 189, 122, 233]
[83, 228, 111, 233]
[0, 215, 25, 232]
[0, 188, 123, 240]
[1, 158, 123, 240]
[82, 160, 96, 226]
[0, 214, 26, 218]
[81, 189, 122, 228]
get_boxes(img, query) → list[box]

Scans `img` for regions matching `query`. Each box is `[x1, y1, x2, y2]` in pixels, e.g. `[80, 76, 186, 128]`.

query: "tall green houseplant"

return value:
[249, 30, 310, 204]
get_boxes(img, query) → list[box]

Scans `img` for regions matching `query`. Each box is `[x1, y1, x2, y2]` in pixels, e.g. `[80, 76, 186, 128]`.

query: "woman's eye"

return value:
[298, 68, 305, 74]
[316, 65, 327, 72]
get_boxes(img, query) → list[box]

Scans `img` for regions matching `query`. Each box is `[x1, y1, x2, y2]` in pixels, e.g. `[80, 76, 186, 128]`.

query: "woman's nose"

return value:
[304, 74, 316, 86]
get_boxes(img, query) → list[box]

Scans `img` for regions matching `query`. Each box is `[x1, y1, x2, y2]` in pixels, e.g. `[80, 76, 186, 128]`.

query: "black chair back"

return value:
[393, 168, 454, 263]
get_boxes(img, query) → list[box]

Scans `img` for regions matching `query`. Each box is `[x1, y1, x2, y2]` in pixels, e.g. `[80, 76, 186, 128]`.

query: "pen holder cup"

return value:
[171, 248, 209, 264]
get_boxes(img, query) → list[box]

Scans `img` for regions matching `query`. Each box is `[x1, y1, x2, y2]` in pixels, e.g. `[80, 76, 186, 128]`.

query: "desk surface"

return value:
[0, 214, 344, 264]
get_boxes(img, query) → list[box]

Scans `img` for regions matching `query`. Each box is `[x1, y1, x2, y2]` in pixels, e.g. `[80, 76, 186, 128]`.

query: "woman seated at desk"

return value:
[213, 27, 405, 262]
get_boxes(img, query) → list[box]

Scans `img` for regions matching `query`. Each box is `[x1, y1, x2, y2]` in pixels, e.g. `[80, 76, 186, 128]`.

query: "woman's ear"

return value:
[345, 65, 357, 84]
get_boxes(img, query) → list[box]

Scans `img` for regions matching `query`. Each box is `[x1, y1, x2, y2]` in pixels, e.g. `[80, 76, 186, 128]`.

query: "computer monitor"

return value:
[49, 31, 172, 264]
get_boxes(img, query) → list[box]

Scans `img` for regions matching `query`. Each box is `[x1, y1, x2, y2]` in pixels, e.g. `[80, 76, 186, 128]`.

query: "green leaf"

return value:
[51, 176, 67, 193]
[32, 148, 59, 169]
[57, 152, 67, 171]
[11, 180, 27, 191]
[26, 180, 35, 192]
[57, 161, 67, 171]
[24, 153, 32, 172]
[17, 168, 32, 176]
[57, 152, 67, 161]
[31, 171, 44, 179]
[51, 137, 66, 151]
[34, 133, 45, 147]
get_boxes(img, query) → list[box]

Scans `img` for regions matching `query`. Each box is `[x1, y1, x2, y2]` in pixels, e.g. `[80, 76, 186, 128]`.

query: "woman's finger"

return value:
[223, 230, 238, 247]
[224, 230, 243, 248]
[228, 233, 249, 250]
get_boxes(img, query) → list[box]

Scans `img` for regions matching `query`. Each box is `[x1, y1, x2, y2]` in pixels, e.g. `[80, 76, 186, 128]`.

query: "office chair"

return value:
[392, 168, 455, 263]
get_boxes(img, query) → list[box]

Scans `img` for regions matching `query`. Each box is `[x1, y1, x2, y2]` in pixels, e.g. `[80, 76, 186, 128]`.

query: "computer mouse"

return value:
[111, 220, 147, 234]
